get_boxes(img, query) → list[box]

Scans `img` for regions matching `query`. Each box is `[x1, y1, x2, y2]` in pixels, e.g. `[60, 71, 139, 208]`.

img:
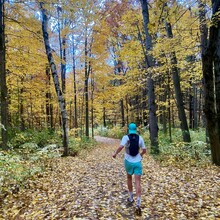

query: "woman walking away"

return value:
[112, 123, 147, 216]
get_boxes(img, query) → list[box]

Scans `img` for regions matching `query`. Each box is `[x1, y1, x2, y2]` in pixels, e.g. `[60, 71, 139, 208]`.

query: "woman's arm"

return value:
[112, 145, 124, 158]
[140, 149, 146, 157]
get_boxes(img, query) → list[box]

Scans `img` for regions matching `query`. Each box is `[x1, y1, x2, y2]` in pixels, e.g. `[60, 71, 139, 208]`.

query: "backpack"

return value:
[128, 134, 140, 156]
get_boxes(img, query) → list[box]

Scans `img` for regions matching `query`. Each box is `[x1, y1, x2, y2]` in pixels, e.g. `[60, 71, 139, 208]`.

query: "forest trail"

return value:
[1, 136, 220, 220]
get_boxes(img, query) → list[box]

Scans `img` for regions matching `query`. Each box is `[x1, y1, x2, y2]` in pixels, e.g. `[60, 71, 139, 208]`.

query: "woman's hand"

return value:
[112, 153, 117, 158]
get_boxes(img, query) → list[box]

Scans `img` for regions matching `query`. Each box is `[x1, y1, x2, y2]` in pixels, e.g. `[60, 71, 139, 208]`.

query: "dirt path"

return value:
[1, 136, 220, 220]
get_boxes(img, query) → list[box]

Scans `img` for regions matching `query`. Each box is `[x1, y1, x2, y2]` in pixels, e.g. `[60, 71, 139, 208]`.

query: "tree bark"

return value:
[189, 84, 193, 129]
[199, 0, 220, 165]
[72, 34, 78, 133]
[168, 72, 172, 142]
[120, 98, 125, 127]
[40, 2, 69, 156]
[84, 29, 89, 138]
[0, 0, 8, 149]
[212, 1, 220, 165]
[103, 106, 106, 127]
[57, 8, 67, 111]
[165, 22, 191, 142]
[61, 35, 66, 101]
[193, 85, 198, 129]
[140, 0, 159, 153]
[91, 69, 94, 138]
[45, 65, 53, 129]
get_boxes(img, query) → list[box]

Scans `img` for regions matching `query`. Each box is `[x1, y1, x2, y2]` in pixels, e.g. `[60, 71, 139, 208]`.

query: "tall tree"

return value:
[72, 34, 78, 132]
[199, 0, 220, 165]
[84, 26, 89, 138]
[165, 21, 191, 142]
[40, 2, 69, 156]
[139, 0, 159, 153]
[57, 6, 67, 102]
[0, 0, 8, 149]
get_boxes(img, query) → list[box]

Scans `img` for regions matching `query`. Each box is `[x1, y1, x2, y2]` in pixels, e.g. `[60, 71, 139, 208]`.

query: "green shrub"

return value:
[69, 136, 96, 156]
[95, 125, 125, 139]
[156, 128, 211, 166]
[9, 129, 61, 148]
[0, 145, 61, 199]
[108, 126, 125, 139]
[95, 126, 109, 137]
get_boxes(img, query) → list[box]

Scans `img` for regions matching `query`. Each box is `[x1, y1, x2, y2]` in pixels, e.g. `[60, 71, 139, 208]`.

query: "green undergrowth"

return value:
[155, 128, 212, 167]
[68, 136, 97, 156]
[0, 129, 96, 203]
[95, 125, 125, 139]
[0, 144, 61, 203]
[8, 128, 61, 148]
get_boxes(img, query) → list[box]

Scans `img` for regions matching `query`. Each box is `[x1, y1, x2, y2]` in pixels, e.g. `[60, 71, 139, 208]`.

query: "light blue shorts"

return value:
[124, 159, 142, 175]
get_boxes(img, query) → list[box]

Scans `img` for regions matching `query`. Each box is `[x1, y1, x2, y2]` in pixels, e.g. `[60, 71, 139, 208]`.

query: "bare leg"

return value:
[135, 175, 141, 206]
[127, 174, 133, 192]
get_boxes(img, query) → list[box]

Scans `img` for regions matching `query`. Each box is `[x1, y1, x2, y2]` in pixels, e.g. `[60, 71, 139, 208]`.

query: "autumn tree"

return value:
[148, 0, 203, 142]
[164, 2, 191, 142]
[6, 2, 50, 130]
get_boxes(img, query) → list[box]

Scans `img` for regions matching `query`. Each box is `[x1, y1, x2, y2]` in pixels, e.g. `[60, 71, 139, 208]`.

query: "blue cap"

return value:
[128, 123, 137, 134]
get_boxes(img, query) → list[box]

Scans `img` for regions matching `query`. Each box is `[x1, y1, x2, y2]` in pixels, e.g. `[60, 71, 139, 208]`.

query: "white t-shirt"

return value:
[120, 135, 146, 163]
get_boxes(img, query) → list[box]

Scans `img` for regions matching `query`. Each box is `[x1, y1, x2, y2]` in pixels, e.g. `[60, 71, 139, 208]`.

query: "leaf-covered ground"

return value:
[0, 136, 220, 220]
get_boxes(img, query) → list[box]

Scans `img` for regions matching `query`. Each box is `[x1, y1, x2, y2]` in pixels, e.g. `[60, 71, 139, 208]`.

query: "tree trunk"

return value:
[45, 65, 53, 129]
[212, 2, 220, 165]
[189, 86, 193, 129]
[137, 24, 148, 127]
[148, 77, 159, 151]
[61, 35, 66, 101]
[40, 2, 69, 156]
[57, 7, 67, 112]
[19, 85, 25, 131]
[120, 98, 125, 127]
[168, 72, 172, 142]
[0, 0, 8, 149]
[57, 7, 67, 110]
[162, 83, 167, 134]
[142, 88, 148, 127]
[165, 22, 191, 142]
[198, 88, 202, 127]
[84, 29, 89, 138]
[199, 0, 220, 165]
[72, 34, 78, 133]
[193, 85, 198, 129]
[91, 69, 94, 138]
[140, 0, 159, 153]
[103, 107, 106, 127]
[126, 95, 129, 126]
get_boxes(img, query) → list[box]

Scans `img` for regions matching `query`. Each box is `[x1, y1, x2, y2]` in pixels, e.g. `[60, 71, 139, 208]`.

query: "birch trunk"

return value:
[40, 2, 69, 156]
